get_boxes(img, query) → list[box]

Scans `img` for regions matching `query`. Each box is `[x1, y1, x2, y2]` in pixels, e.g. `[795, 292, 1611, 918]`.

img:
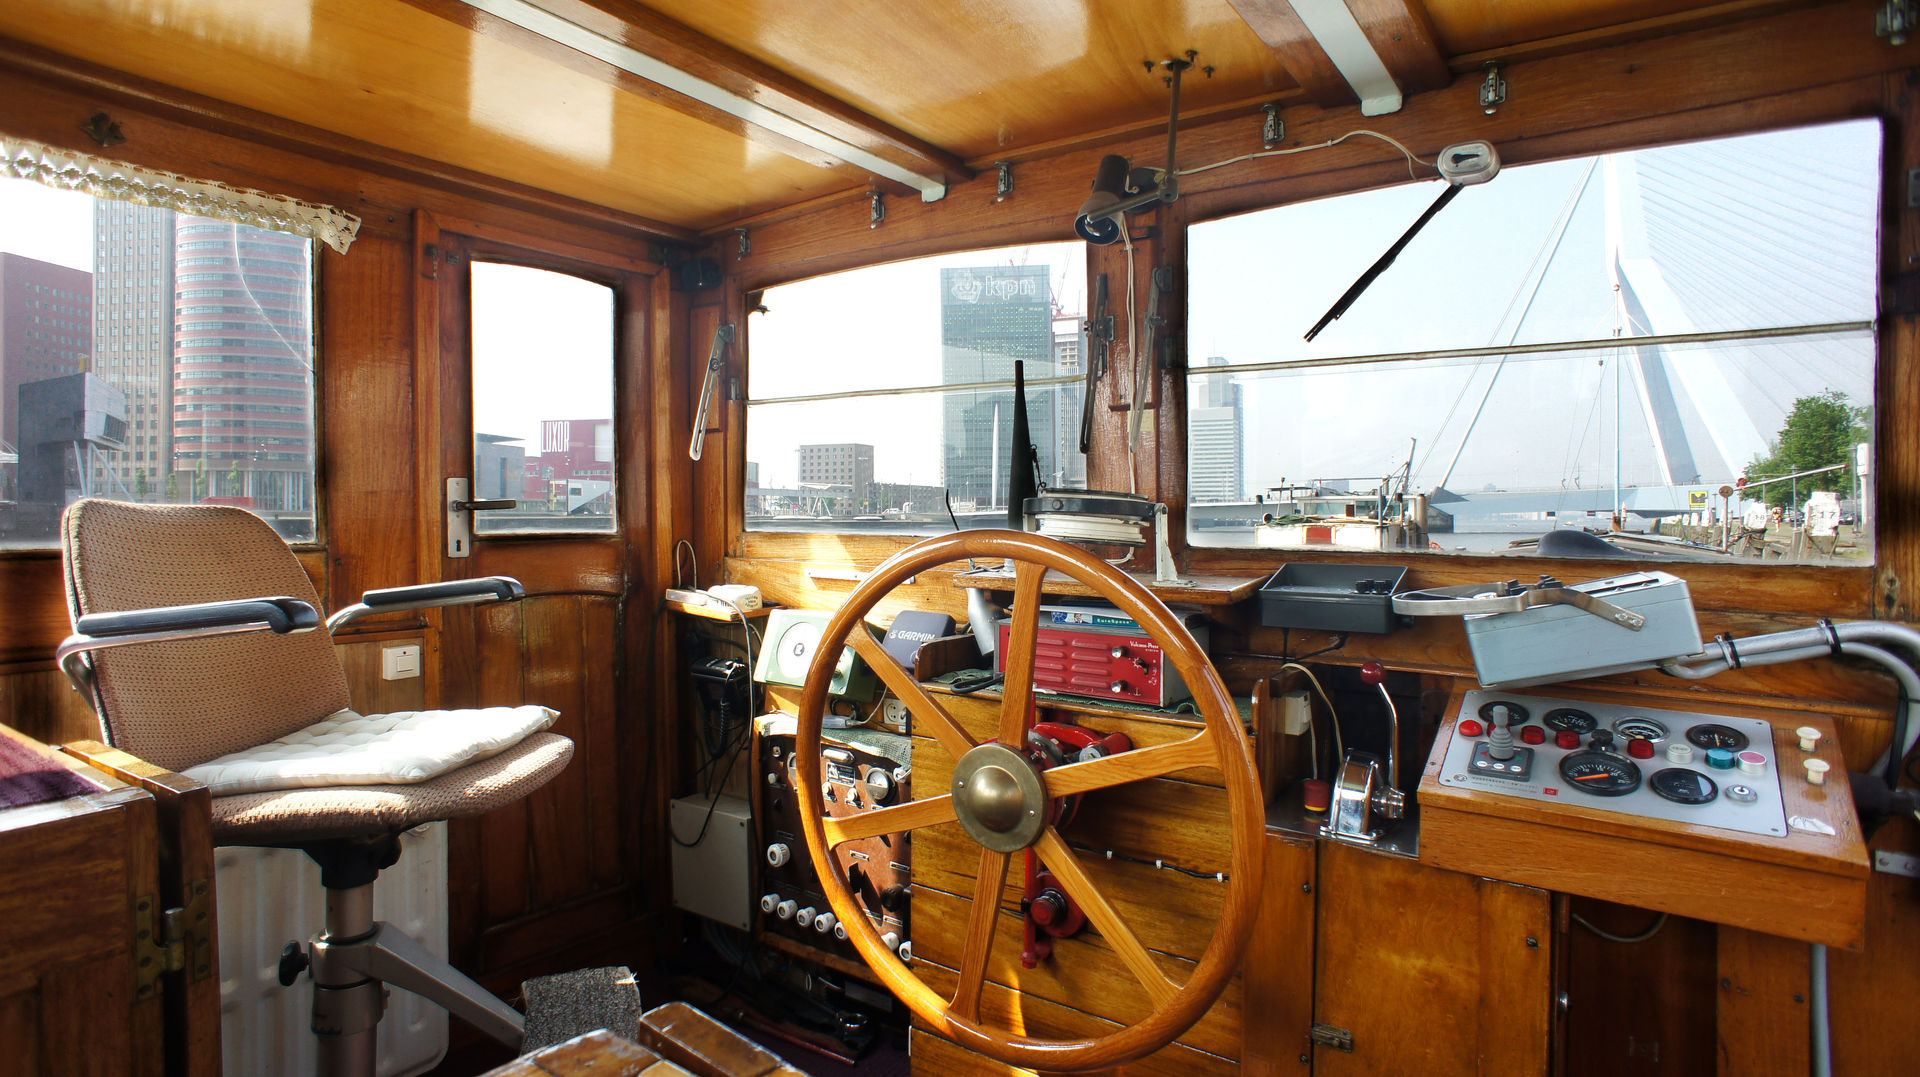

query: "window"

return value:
[1186, 120, 1879, 565]
[0, 177, 319, 545]
[747, 243, 1087, 531]
[469, 261, 616, 534]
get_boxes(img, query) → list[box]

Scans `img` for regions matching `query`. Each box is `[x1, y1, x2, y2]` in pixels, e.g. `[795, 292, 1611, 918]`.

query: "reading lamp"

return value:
[1073, 56, 1193, 244]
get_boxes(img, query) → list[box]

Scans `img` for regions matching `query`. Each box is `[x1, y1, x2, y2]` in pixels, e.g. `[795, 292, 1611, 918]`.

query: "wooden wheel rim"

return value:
[791, 530, 1265, 1072]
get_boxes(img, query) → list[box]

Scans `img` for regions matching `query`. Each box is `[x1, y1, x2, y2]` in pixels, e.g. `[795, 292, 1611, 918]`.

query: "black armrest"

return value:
[361, 577, 526, 608]
[327, 576, 527, 633]
[75, 596, 320, 638]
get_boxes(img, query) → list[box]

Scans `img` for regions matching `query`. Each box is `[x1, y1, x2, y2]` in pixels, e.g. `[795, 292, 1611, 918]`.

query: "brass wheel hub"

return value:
[951, 742, 1048, 852]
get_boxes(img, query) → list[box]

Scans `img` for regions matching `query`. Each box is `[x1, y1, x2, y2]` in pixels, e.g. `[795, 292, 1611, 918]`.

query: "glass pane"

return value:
[0, 176, 317, 548]
[747, 243, 1087, 532]
[470, 261, 615, 534]
[748, 385, 1079, 533]
[1187, 119, 1880, 566]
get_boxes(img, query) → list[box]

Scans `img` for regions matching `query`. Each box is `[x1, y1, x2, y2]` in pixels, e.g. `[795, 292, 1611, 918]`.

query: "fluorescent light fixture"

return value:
[1288, 0, 1403, 116]
[459, 0, 948, 201]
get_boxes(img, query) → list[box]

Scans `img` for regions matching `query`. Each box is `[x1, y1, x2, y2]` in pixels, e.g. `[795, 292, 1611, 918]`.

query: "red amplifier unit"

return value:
[997, 613, 1208, 708]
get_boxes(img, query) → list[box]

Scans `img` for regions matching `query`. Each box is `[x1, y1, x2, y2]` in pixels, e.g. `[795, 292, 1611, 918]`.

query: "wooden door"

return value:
[1311, 843, 1554, 1075]
[414, 213, 666, 993]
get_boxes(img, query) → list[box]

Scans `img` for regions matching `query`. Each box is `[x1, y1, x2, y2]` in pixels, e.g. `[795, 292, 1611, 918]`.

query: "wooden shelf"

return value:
[663, 597, 777, 622]
[1416, 686, 1869, 948]
[951, 565, 1261, 607]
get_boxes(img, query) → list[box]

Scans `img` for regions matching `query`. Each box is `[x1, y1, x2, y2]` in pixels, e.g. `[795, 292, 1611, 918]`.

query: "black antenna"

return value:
[1009, 360, 1038, 529]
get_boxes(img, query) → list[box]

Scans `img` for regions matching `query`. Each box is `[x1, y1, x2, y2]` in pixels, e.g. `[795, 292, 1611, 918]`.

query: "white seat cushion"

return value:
[183, 705, 558, 796]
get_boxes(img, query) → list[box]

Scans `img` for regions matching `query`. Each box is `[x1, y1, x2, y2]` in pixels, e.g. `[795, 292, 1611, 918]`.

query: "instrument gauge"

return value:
[1479, 700, 1530, 726]
[1558, 750, 1643, 796]
[1612, 716, 1669, 743]
[1685, 723, 1749, 752]
[1543, 708, 1598, 735]
[1650, 767, 1718, 805]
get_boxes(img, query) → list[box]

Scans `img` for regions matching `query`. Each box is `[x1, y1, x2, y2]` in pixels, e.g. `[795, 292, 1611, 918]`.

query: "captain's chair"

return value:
[54, 498, 574, 1077]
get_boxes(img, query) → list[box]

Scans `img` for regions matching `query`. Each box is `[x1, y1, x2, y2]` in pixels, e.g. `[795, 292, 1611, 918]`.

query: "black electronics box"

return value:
[1258, 563, 1408, 634]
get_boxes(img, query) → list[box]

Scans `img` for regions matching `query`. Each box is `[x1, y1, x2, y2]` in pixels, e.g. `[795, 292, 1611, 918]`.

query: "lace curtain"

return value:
[2, 135, 361, 255]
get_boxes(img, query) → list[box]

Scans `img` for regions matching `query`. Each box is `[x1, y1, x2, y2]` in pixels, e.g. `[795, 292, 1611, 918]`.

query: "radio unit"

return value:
[997, 607, 1208, 708]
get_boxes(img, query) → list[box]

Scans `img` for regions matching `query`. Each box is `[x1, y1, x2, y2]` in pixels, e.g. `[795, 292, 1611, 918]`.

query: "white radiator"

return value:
[216, 822, 450, 1076]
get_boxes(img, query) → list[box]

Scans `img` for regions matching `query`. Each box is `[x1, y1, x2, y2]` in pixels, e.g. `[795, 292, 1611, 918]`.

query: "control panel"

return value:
[1437, 690, 1788, 837]
[1418, 686, 1869, 947]
[1000, 618, 1206, 707]
[756, 715, 911, 963]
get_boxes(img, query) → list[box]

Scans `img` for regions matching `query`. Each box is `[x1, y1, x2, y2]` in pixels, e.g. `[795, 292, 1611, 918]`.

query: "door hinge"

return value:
[134, 878, 214, 999]
[1309, 1023, 1355, 1052]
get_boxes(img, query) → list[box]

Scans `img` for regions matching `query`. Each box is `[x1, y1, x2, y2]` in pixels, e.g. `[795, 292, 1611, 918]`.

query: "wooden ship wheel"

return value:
[791, 530, 1265, 1072]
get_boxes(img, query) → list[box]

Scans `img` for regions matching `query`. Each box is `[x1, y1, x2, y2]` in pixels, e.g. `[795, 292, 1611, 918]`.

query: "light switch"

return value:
[382, 644, 422, 681]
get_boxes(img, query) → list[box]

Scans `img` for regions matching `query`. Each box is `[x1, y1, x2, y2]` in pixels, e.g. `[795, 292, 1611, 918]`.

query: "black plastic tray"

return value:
[1257, 563, 1408, 634]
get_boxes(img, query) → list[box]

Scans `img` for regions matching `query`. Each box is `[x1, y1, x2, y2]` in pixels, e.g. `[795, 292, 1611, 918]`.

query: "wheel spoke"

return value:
[995, 560, 1048, 746]
[1042, 731, 1216, 798]
[822, 794, 957, 846]
[950, 846, 1012, 1022]
[849, 630, 976, 759]
[1033, 829, 1177, 1009]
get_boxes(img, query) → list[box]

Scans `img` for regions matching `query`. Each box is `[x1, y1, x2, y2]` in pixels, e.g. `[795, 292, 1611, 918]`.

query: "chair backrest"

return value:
[60, 499, 352, 773]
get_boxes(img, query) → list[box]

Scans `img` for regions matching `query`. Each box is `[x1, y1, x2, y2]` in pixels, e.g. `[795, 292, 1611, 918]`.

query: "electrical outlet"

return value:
[882, 698, 910, 730]
[382, 644, 422, 681]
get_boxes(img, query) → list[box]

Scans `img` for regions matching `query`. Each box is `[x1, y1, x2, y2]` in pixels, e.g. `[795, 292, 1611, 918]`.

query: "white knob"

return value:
[814, 912, 836, 934]
[880, 931, 901, 952]
[796, 906, 817, 928]
[775, 900, 796, 920]
[1797, 726, 1823, 752]
[759, 893, 779, 914]
[1804, 758, 1831, 786]
[766, 843, 791, 867]
[834, 922, 848, 940]
[896, 940, 913, 964]
[1666, 741, 1695, 764]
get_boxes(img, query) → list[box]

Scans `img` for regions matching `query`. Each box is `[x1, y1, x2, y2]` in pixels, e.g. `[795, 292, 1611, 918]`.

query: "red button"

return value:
[1627, 738, 1655, 759]
[1459, 719, 1484, 737]
[1556, 730, 1580, 750]
[1521, 725, 1546, 745]
[1302, 779, 1333, 812]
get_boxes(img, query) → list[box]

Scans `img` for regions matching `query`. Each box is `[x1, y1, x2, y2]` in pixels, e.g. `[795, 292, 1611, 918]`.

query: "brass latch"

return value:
[134, 878, 214, 999]
[1310, 1023, 1355, 1052]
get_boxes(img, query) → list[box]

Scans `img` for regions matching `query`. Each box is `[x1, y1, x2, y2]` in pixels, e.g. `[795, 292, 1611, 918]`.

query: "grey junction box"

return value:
[1464, 571, 1704, 689]
[669, 792, 752, 930]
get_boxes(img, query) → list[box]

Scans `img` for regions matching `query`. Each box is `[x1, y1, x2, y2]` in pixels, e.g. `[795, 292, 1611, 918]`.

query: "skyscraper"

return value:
[90, 200, 174, 499]
[798, 442, 873, 513]
[1051, 315, 1087, 489]
[0, 253, 92, 498]
[939, 265, 1053, 506]
[170, 217, 314, 515]
[1189, 356, 1245, 503]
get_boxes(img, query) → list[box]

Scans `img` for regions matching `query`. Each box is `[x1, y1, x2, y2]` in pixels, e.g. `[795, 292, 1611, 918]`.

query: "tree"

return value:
[135, 470, 149, 500]
[166, 473, 180, 502]
[1744, 390, 1869, 510]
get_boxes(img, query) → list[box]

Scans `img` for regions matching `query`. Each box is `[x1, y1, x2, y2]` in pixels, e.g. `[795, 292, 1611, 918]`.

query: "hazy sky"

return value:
[0, 177, 93, 270]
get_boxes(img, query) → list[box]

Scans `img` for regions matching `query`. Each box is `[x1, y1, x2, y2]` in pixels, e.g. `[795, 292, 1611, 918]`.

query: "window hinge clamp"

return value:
[1309, 1023, 1355, 1052]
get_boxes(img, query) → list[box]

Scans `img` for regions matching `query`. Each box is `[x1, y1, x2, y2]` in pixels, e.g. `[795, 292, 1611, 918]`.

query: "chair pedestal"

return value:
[299, 841, 527, 1077]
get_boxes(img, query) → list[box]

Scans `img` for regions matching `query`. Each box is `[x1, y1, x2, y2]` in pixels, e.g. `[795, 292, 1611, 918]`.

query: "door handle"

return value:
[447, 479, 517, 558]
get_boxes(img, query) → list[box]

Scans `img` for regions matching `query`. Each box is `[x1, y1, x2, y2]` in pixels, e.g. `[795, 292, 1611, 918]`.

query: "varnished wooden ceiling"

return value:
[0, 0, 1789, 234]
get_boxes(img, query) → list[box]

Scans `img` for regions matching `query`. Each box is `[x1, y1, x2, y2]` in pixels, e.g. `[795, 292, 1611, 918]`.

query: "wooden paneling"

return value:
[0, 667, 98, 748]
[1715, 925, 1810, 1076]
[1240, 835, 1316, 1075]
[1313, 841, 1553, 1075]
[336, 638, 428, 716]
[1561, 899, 1718, 1077]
